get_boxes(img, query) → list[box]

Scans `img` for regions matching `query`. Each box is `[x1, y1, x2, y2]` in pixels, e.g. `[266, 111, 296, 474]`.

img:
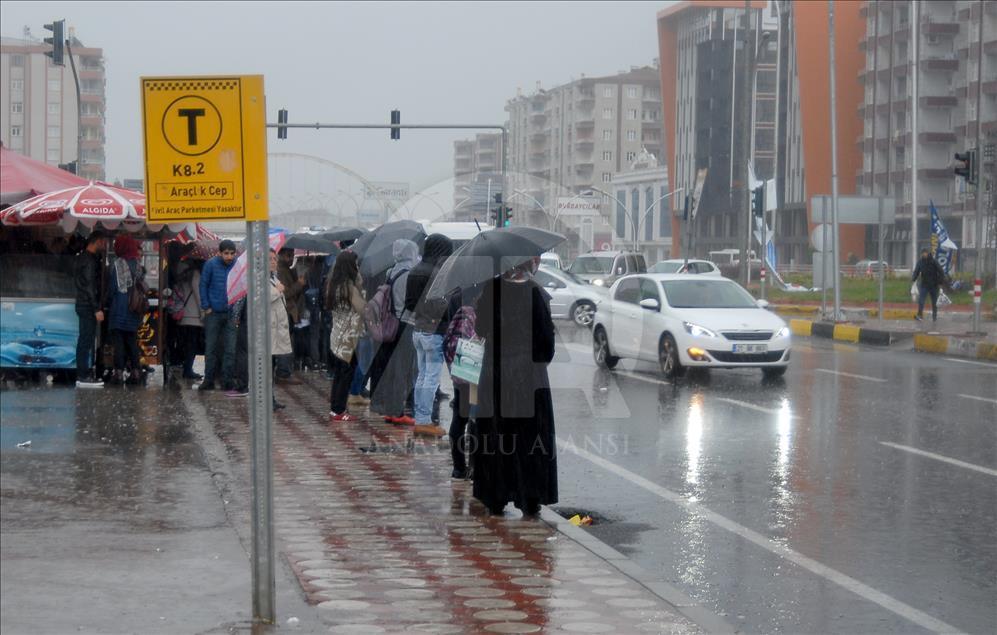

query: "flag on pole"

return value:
[929, 200, 958, 274]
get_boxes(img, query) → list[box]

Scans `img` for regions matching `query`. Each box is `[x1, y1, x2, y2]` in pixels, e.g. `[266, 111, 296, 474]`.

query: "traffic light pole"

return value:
[972, 4, 984, 334]
[269, 120, 508, 225]
[65, 37, 82, 175]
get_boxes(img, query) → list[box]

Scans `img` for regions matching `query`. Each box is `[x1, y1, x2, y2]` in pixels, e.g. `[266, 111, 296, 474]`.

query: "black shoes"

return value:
[451, 468, 468, 480]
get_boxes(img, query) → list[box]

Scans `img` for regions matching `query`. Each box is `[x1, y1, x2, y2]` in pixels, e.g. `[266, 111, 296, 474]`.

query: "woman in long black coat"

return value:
[471, 259, 557, 516]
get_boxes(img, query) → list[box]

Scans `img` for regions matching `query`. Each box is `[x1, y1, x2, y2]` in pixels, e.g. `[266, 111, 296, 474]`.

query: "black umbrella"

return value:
[282, 233, 341, 254]
[425, 226, 565, 300]
[351, 219, 426, 277]
[318, 227, 367, 243]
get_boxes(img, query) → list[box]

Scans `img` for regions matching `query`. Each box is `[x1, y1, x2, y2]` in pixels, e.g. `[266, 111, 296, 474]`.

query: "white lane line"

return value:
[880, 442, 997, 477]
[714, 397, 798, 418]
[958, 393, 997, 406]
[615, 371, 670, 387]
[815, 368, 887, 383]
[944, 357, 997, 368]
[558, 440, 960, 634]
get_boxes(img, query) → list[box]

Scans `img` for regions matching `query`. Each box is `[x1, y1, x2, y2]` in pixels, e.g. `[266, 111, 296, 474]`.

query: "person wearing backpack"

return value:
[368, 239, 420, 424]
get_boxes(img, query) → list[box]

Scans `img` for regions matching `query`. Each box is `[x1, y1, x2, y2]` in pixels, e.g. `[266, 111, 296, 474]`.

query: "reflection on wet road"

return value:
[551, 325, 997, 634]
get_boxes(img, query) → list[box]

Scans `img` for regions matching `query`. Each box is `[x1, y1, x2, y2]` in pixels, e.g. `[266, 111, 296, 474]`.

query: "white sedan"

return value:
[591, 274, 791, 379]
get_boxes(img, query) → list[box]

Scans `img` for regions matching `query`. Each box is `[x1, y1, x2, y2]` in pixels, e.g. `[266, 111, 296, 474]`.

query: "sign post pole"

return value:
[142, 74, 272, 623]
[247, 220, 275, 623]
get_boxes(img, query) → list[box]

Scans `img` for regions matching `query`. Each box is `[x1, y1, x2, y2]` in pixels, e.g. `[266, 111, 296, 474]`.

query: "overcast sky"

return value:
[3, 1, 671, 199]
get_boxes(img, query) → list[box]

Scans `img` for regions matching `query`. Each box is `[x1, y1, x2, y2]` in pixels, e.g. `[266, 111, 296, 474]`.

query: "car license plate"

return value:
[733, 343, 768, 354]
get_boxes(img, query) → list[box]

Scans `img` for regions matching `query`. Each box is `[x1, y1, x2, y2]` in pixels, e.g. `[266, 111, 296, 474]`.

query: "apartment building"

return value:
[659, 1, 867, 267]
[859, 0, 997, 269]
[0, 29, 106, 181]
[502, 65, 665, 256]
[452, 132, 503, 220]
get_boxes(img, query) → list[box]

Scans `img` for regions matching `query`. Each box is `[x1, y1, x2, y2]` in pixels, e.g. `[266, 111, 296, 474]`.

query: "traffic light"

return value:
[277, 108, 288, 140]
[751, 185, 764, 218]
[44, 20, 65, 66]
[954, 149, 977, 185]
[390, 109, 400, 140]
[502, 206, 513, 227]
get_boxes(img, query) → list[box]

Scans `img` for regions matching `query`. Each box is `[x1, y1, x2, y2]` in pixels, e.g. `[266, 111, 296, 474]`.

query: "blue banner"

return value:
[929, 200, 958, 274]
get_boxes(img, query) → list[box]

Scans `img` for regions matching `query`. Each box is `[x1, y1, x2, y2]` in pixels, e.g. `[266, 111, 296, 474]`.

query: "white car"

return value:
[648, 259, 722, 276]
[591, 274, 791, 379]
[540, 252, 563, 270]
[535, 265, 607, 327]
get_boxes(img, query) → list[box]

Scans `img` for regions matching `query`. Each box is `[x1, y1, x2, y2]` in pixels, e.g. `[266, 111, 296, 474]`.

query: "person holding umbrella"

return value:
[423, 227, 564, 516]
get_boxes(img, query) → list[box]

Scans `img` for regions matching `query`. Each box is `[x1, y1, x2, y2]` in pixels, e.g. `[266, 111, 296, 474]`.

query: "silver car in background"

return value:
[535, 265, 607, 327]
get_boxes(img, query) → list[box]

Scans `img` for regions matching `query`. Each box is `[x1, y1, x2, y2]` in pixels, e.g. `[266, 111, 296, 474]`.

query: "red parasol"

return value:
[0, 142, 88, 206]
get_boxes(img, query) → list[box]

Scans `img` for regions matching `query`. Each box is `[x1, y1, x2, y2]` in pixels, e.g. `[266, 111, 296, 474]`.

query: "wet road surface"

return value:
[550, 325, 997, 634]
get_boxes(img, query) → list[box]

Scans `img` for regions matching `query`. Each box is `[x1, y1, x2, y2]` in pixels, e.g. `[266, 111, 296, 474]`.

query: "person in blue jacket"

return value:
[197, 239, 238, 391]
[105, 234, 146, 385]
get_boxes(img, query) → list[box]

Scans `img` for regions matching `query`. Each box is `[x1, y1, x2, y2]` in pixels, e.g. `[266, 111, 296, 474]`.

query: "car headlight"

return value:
[593, 278, 605, 287]
[776, 326, 790, 339]
[683, 322, 718, 338]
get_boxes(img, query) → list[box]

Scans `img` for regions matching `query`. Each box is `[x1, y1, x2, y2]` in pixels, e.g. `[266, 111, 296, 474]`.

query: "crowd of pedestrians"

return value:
[71, 230, 560, 517]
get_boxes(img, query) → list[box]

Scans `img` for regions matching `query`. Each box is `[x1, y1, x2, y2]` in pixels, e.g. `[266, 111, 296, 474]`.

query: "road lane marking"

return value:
[616, 371, 670, 387]
[558, 440, 960, 634]
[944, 357, 997, 368]
[815, 368, 887, 382]
[714, 397, 797, 418]
[880, 442, 997, 477]
[958, 393, 997, 405]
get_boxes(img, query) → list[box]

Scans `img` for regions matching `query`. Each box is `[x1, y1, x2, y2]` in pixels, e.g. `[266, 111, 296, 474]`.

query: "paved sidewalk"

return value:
[192, 373, 709, 634]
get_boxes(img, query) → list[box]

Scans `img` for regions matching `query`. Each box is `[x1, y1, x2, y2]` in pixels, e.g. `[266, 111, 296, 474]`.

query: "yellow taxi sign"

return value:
[142, 75, 268, 222]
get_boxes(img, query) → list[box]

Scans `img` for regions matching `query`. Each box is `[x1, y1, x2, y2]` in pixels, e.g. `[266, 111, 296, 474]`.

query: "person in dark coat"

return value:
[74, 231, 108, 387]
[912, 248, 947, 322]
[471, 257, 558, 517]
[405, 234, 455, 436]
[105, 234, 146, 385]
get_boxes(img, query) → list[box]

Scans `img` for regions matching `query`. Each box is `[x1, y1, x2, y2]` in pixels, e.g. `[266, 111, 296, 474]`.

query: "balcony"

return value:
[922, 56, 959, 72]
[81, 138, 103, 150]
[919, 132, 956, 144]
[529, 110, 547, 123]
[574, 118, 595, 130]
[80, 115, 103, 126]
[574, 139, 594, 152]
[984, 80, 997, 95]
[574, 162, 594, 174]
[986, 40, 997, 56]
[577, 91, 595, 106]
[921, 21, 959, 37]
[919, 95, 957, 107]
[529, 130, 548, 142]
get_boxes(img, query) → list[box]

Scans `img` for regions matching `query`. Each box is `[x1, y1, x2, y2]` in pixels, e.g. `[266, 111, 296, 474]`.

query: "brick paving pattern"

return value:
[198, 374, 700, 634]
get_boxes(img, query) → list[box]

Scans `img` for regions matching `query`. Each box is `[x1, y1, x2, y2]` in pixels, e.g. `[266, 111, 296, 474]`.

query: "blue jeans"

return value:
[917, 285, 939, 320]
[350, 336, 374, 395]
[203, 311, 236, 388]
[412, 331, 444, 425]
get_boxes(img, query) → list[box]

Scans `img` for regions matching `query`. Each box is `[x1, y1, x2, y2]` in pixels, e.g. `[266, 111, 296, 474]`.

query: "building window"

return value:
[627, 130, 637, 141]
[631, 189, 640, 238]
[10, 79, 24, 91]
[602, 150, 613, 161]
[626, 151, 637, 162]
[47, 125, 60, 138]
[47, 149, 60, 162]
[48, 79, 61, 92]
[47, 103, 60, 115]
[603, 86, 613, 98]
[602, 130, 612, 141]
[659, 186, 671, 238]
[626, 109, 638, 120]
[11, 54, 25, 67]
[602, 108, 613, 120]
[10, 125, 22, 137]
[616, 192, 627, 238]
[602, 172, 612, 183]
[627, 86, 638, 98]
[11, 102, 23, 114]
[645, 187, 654, 241]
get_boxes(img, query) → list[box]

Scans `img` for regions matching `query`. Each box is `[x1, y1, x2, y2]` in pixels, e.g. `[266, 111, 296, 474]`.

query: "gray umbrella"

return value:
[425, 226, 565, 300]
[283, 233, 341, 254]
[318, 227, 367, 243]
[351, 220, 426, 277]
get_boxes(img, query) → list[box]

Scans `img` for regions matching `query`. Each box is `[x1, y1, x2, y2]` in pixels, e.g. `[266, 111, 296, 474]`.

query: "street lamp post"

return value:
[508, 189, 549, 228]
[591, 186, 684, 257]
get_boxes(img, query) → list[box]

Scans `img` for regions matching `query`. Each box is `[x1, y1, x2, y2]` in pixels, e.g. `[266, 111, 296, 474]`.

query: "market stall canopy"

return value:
[0, 181, 185, 237]
[0, 142, 88, 206]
